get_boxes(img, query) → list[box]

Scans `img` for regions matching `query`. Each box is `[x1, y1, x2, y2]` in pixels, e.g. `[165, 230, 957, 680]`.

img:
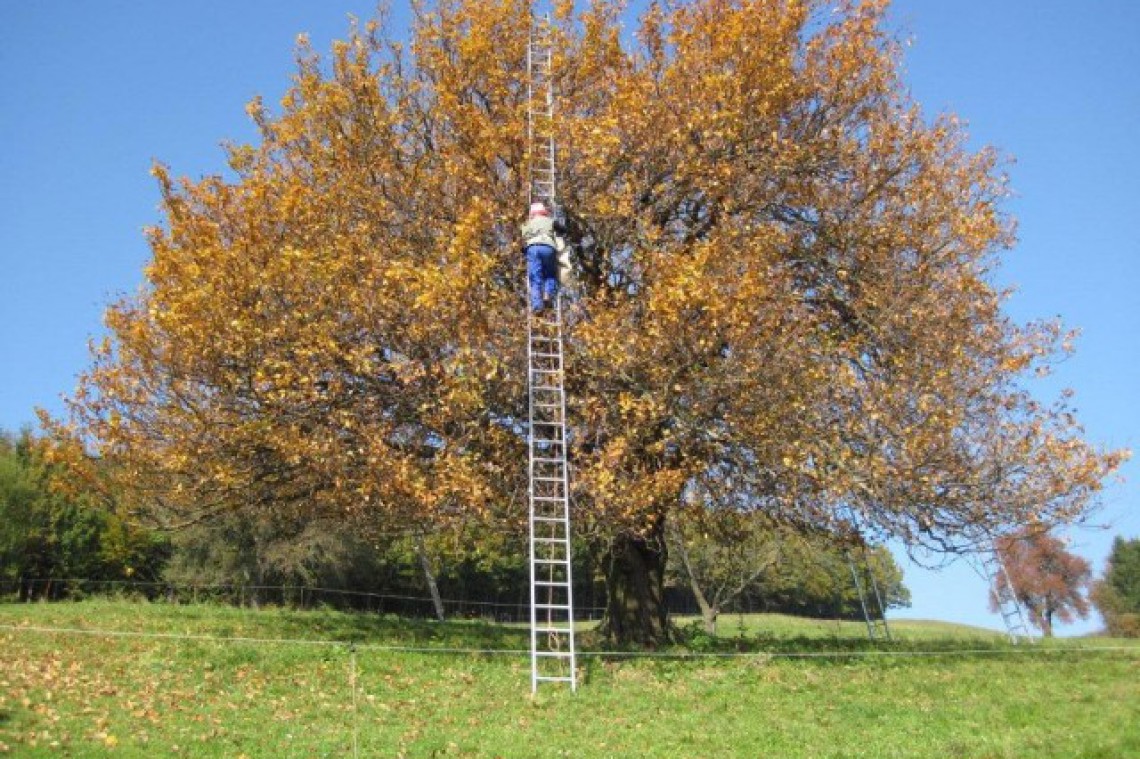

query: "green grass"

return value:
[2, 599, 1138, 757]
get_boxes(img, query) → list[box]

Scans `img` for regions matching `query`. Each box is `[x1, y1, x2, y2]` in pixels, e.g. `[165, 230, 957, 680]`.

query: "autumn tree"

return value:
[1092, 536, 1140, 637]
[55, 0, 1126, 645]
[992, 528, 1092, 637]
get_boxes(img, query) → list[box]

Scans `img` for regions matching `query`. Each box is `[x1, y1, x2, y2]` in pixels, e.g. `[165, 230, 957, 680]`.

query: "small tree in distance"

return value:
[1092, 536, 1140, 637]
[993, 528, 1092, 637]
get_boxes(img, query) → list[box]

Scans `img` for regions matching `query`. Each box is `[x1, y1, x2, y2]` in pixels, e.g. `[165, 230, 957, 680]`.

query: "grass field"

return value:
[2, 599, 1138, 757]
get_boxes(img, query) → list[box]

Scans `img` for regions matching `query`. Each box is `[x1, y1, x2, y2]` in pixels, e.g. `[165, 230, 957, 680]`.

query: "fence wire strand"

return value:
[2, 623, 1137, 661]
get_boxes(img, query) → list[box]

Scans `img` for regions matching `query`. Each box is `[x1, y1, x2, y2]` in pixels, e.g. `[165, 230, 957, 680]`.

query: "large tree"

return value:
[56, 0, 1124, 645]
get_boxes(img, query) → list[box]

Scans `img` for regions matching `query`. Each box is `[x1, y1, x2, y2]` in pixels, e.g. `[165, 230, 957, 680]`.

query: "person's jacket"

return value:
[521, 216, 561, 249]
[523, 215, 573, 285]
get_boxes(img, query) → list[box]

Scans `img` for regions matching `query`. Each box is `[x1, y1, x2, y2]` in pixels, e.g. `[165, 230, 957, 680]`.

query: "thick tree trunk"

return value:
[598, 520, 672, 647]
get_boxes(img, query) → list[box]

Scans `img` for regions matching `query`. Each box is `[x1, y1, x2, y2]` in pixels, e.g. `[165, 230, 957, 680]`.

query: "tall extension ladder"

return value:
[845, 546, 892, 643]
[975, 536, 1033, 644]
[526, 16, 577, 693]
[527, 17, 557, 210]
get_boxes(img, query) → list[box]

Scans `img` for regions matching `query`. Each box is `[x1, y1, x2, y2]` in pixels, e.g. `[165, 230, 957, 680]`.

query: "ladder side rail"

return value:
[526, 277, 539, 692]
[544, 39, 556, 209]
[553, 296, 576, 689]
[526, 32, 534, 207]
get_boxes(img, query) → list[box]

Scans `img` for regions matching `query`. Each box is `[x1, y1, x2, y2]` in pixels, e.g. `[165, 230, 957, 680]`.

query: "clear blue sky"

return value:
[1, 2, 1136, 636]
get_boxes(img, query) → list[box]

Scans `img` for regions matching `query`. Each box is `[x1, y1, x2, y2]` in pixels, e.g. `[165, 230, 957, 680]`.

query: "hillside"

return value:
[2, 599, 1137, 757]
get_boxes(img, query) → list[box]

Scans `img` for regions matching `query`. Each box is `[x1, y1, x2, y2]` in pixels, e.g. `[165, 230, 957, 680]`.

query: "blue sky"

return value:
[1, 1, 1136, 636]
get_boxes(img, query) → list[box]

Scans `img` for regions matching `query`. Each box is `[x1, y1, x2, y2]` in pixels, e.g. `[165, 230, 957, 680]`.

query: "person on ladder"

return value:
[522, 201, 568, 314]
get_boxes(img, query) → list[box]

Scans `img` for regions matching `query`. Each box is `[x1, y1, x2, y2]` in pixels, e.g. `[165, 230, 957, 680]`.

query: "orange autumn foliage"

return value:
[55, 0, 1125, 554]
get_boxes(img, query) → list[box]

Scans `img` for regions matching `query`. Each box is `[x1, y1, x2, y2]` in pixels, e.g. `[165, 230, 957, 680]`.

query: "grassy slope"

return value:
[1, 600, 1137, 758]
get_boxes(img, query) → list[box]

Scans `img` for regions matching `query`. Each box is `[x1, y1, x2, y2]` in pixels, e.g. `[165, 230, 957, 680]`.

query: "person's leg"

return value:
[540, 247, 559, 302]
[526, 246, 545, 312]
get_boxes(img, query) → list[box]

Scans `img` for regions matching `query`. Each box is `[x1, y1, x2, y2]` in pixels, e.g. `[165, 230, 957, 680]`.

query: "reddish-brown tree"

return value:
[993, 528, 1092, 637]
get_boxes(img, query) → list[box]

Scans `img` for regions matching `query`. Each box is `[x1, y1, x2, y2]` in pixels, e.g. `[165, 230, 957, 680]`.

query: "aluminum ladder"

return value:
[846, 546, 892, 643]
[527, 17, 556, 210]
[976, 537, 1033, 644]
[526, 16, 577, 692]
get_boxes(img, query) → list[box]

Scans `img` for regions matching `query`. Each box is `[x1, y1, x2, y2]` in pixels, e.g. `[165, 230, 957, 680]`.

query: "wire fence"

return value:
[7, 577, 1138, 665]
[3, 621, 1138, 661]
[0, 577, 609, 622]
[0, 577, 875, 624]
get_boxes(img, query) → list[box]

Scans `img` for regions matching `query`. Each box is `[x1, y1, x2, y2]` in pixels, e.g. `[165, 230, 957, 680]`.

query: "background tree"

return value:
[667, 508, 781, 634]
[0, 429, 169, 599]
[1091, 536, 1140, 637]
[54, 0, 1125, 645]
[993, 528, 1092, 637]
[668, 508, 909, 633]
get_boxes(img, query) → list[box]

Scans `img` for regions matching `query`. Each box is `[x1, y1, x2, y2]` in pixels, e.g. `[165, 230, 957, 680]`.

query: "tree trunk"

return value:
[598, 519, 671, 647]
[669, 519, 718, 634]
[416, 534, 446, 622]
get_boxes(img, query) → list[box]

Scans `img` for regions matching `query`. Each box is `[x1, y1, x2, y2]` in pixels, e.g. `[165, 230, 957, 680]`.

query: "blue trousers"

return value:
[526, 244, 559, 312]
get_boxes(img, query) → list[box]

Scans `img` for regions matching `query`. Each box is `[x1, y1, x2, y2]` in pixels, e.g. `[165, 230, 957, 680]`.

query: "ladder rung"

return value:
[533, 559, 570, 565]
[532, 476, 564, 482]
[532, 457, 565, 464]
[535, 537, 569, 543]
[532, 517, 565, 524]
[535, 603, 571, 610]
[532, 497, 565, 503]
[534, 651, 574, 658]
[533, 626, 572, 634]
[534, 580, 570, 587]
